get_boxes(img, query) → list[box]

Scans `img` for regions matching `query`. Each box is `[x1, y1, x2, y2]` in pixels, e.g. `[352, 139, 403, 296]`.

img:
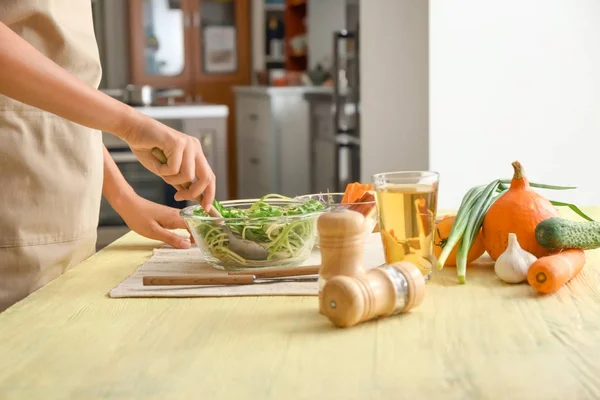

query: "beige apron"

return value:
[0, 0, 104, 311]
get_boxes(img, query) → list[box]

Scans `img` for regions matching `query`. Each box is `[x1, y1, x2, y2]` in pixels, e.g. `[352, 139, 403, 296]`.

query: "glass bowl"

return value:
[180, 198, 327, 270]
[293, 192, 378, 244]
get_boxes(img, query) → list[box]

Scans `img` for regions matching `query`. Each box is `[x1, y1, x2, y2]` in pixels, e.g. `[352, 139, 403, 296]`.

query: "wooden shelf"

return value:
[284, 0, 307, 71]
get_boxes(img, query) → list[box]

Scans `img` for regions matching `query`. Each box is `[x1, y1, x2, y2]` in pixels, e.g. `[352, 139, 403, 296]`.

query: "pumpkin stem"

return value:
[511, 161, 525, 180]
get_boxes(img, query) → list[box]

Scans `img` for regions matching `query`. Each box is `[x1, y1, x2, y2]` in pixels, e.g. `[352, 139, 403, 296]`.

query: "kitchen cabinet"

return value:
[128, 0, 251, 92]
[234, 86, 332, 198]
[127, 0, 252, 198]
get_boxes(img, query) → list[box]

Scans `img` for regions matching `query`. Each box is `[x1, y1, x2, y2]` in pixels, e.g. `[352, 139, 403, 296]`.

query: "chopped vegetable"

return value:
[381, 229, 405, 264]
[341, 182, 374, 204]
[346, 191, 376, 218]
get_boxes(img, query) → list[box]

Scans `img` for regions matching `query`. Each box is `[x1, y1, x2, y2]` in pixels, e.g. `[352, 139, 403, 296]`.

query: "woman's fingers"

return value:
[154, 135, 185, 177]
[150, 223, 192, 249]
[199, 171, 216, 213]
[174, 154, 215, 209]
[159, 208, 189, 230]
[174, 172, 215, 205]
[157, 136, 198, 186]
[126, 119, 217, 206]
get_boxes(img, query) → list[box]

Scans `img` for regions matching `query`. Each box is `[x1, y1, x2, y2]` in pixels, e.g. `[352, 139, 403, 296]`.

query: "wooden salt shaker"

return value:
[320, 261, 426, 328]
[317, 208, 366, 314]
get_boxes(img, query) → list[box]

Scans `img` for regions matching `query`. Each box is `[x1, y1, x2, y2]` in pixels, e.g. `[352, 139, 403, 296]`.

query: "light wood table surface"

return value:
[1, 208, 600, 399]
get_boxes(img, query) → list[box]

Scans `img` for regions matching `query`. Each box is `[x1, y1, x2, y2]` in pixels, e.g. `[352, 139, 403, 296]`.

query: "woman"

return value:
[0, 1, 215, 311]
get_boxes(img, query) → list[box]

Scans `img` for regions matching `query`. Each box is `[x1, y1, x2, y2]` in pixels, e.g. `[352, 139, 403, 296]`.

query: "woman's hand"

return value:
[122, 115, 216, 212]
[102, 145, 194, 249]
[118, 194, 194, 250]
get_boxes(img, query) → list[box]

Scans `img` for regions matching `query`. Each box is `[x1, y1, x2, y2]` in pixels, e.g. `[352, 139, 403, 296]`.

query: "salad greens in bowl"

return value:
[180, 194, 327, 270]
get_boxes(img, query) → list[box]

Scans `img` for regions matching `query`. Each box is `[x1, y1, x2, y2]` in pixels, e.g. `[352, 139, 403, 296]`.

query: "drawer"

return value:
[236, 97, 261, 122]
[236, 96, 272, 141]
[237, 136, 277, 197]
[312, 103, 335, 140]
[253, 98, 272, 141]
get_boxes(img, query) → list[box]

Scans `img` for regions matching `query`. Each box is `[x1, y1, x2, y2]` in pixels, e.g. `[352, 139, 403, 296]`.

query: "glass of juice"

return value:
[372, 171, 439, 280]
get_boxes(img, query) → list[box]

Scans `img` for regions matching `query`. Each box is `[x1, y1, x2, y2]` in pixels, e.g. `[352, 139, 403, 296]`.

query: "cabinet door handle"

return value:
[248, 113, 258, 121]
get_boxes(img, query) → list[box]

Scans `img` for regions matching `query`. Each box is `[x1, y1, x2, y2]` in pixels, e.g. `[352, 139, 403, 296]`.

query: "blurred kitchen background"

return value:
[92, 0, 362, 248]
[92, 0, 600, 249]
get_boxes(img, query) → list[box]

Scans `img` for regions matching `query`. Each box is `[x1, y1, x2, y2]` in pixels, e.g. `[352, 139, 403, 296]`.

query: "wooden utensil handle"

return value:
[228, 265, 320, 278]
[143, 275, 255, 286]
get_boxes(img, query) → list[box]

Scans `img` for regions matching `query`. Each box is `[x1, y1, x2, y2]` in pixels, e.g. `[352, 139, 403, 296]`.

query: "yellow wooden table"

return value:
[1, 208, 600, 399]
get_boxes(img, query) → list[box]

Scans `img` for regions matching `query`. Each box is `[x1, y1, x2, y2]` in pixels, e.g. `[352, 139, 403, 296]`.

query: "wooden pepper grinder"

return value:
[320, 261, 426, 328]
[317, 208, 367, 314]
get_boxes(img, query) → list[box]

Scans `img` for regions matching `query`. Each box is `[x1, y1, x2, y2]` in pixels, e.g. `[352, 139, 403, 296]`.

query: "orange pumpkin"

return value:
[433, 215, 485, 266]
[482, 161, 559, 260]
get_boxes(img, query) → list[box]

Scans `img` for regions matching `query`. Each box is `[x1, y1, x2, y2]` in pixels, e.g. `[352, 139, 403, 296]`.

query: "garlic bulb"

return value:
[494, 233, 537, 283]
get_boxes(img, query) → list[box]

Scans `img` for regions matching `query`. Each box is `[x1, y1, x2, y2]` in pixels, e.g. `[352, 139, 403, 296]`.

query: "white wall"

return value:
[307, 0, 347, 69]
[359, 0, 429, 180]
[251, 0, 265, 77]
[361, 0, 600, 210]
[430, 0, 600, 209]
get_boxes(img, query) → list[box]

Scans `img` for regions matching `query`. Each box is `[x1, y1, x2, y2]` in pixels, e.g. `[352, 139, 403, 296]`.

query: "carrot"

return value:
[341, 182, 374, 204]
[347, 191, 376, 216]
[341, 183, 357, 203]
[526, 249, 586, 294]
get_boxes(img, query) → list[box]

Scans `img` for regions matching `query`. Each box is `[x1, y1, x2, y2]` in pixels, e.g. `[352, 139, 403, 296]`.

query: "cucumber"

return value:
[535, 217, 600, 250]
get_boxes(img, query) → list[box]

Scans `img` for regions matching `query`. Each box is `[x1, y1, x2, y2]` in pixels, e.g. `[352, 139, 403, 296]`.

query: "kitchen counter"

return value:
[132, 103, 229, 119]
[103, 102, 229, 149]
[233, 85, 333, 97]
[1, 207, 600, 399]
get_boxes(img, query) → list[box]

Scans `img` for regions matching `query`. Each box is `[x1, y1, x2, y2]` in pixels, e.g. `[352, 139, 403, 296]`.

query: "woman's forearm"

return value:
[102, 146, 136, 212]
[0, 22, 139, 138]
[0, 22, 217, 206]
